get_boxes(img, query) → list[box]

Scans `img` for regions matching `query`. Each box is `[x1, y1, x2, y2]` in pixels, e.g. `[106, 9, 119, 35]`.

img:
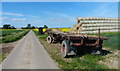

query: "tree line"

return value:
[2, 24, 48, 29]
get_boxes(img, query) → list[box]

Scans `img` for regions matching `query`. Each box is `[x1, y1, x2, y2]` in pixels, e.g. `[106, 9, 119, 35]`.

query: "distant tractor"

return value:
[38, 27, 44, 34]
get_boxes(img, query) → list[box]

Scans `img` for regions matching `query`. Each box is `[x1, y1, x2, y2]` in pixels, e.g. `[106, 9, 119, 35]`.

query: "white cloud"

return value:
[3, 17, 9, 19]
[28, 15, 40, 18]
[0, 17, 9, 19]
[1, 12, 24, 16]
[2, 17, 9, 20]
[2, 12, 76, 28]
[0, 17, 9, 24]
[11, 18, 26, 21]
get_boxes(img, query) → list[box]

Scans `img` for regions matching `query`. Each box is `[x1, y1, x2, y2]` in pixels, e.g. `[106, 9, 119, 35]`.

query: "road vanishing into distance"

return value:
[1, 30, 58, 69]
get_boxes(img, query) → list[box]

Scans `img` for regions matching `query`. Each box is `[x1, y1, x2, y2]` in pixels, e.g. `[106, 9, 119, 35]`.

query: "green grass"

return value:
[0, 30, 23, 37]
[33, 30, 48, 39]
[39, 34, 48, 39]
[0, 52, 9, 63]
[103, 33, 119, 50]
[0, 30, 29, 43]
[101, 32, 119, 50]
[88, 32, 119, 50]
[33, 30, 39, 36]
[34, 31, 109, 69]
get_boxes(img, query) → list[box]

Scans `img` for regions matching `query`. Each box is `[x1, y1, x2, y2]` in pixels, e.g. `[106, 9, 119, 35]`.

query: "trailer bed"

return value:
[46, 29, 108, 40]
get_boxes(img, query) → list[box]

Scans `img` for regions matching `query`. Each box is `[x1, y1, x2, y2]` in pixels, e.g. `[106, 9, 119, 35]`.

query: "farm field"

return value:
[0, 30, 23, 37]
[0, 29, 29, 43]
[0, 29, 30, 63]
[34, 30, 119, 69]
[33, 28, 71, 32]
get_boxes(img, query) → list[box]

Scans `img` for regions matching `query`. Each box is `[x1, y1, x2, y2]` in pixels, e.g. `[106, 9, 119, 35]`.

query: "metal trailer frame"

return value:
[46, 29, 108, 58]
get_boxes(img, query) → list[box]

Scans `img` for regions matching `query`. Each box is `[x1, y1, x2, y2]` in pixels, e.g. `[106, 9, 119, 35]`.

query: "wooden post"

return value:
[97, 28, 100, 46]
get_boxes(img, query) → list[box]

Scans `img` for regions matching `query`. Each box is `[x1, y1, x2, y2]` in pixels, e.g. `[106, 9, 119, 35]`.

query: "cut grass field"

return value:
[34, 30, 119, 69]
[0, 30, 23, 37]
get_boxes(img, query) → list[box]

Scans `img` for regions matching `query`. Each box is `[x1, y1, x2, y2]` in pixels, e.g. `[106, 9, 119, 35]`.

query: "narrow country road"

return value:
[1, 30, 58, 69]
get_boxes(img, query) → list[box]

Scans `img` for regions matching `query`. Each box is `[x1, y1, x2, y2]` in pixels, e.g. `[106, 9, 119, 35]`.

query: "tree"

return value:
[27, 24, 31, 29]
[43, 25, 48, 29]
[3, 24, 11, 29]
[32, 26, 35, 29]
[3, 24, 16, 29]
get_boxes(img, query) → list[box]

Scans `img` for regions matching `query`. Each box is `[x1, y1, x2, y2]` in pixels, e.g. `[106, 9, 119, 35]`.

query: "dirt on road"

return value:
[0, 40, 19, 63]
[0, 41, 18, 53]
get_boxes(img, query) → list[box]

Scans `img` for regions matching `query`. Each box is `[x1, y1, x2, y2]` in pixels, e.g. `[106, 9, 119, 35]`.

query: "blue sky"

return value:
[2, 0, 119, 2]
[1, 2, 118, 28]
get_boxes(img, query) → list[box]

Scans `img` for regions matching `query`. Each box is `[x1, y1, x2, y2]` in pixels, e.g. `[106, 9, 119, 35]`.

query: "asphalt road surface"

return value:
[1, 30, 58, 69]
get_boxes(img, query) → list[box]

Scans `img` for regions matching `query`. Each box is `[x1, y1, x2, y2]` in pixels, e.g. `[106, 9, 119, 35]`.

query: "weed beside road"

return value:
[0, 45, 14, 63]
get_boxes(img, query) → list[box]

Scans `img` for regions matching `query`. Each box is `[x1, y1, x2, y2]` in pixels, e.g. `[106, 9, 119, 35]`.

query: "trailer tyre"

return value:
[47, 36, 53, 43]
[61, 40, 70, 58]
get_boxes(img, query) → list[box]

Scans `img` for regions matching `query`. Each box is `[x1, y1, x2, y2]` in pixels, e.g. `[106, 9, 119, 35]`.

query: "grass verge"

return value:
[0, 46, 14, 63]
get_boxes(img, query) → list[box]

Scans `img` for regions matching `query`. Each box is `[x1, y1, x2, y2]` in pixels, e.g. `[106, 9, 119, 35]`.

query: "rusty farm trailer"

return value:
[46, 29, 108, 58]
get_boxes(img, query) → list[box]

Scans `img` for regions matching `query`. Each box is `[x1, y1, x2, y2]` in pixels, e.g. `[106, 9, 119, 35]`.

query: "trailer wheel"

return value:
[61, 40, 70, 58]
[47, 36, 53, 43]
